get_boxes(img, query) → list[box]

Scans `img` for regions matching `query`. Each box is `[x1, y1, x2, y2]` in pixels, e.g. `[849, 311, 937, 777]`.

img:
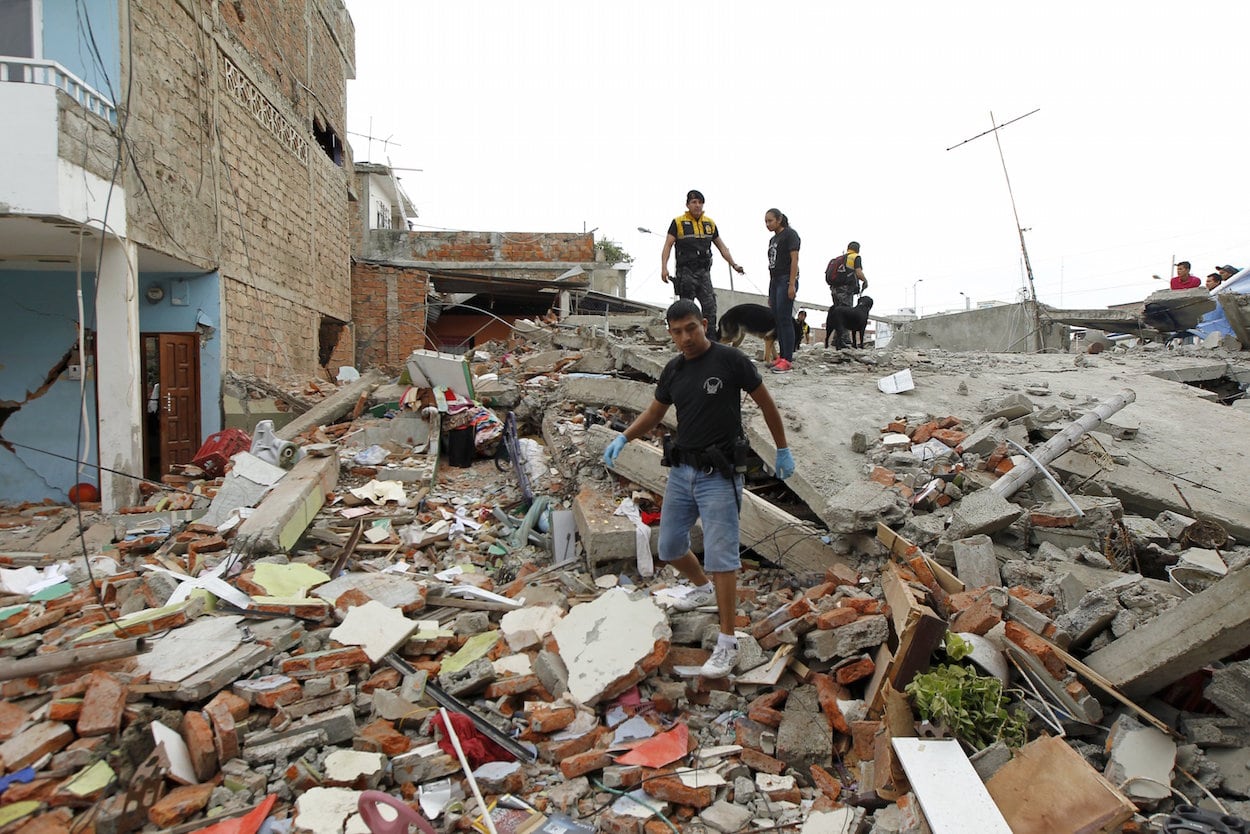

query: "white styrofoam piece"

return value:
[151, 720, 199, 785]
[891, 737, 1012, 833]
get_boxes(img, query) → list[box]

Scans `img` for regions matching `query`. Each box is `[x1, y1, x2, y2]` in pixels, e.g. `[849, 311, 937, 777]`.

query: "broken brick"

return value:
[560, 748, 614, 779]
[740, 747, 786, 774]
[1003, 621, 1066, 680]
[810, 764, 842, 800]
[816, 607, 859, 630]
[484, 675, 540, 699]
[357, 719, 412, 756]
[76, 672, 127, 737]
[0, 700, 30, 741]
[812, 673, 851, 735]
[203, 700, 240, 763]
[529, 705, 576, 734]
[148, 782, 215, 828]
[950, 593, 1003, 636]
[361, 668, 401, 693]
[181, 711, 217, 784]
[206, 690, 250, 723]
[642, 769, 714, 809]
[1008, 586, 1056, 613]
[834, 656, 876, 686]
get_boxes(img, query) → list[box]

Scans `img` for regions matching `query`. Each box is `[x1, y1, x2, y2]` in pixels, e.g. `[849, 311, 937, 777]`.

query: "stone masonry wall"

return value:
[352, 262, 429, 370]
[123, 0, 354, 378]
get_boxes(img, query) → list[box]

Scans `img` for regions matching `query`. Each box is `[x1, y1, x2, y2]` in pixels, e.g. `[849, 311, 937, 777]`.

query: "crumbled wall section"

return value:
[352, 262, 429, 369]
[124, 0, 354, 377]
[403, 231, 595, 263]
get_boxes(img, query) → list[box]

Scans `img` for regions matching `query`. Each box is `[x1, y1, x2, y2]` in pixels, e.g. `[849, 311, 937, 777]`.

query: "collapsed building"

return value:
[2, 309, 1250, 833]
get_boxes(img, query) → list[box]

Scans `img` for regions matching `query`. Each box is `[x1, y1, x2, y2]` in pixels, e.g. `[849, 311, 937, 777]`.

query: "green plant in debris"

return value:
[595, 238, 633, 266]
[905, 662, 1029, 751]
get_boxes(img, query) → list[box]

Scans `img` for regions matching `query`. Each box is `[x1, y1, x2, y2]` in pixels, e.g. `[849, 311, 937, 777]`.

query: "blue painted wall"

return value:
[141, 271, 223, 439]
[0, 269, 100, 503]
[42, 0, 120, 102]
[0, 268, 221, 505]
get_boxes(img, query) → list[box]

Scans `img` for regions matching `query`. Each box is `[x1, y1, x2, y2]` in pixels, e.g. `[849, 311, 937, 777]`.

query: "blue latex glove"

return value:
[775, 447, 795, 479]
[604, 434, 627, 467]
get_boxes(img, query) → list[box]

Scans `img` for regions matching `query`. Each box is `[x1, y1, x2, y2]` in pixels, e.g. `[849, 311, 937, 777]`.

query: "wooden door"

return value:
[157, 333, 201, 474]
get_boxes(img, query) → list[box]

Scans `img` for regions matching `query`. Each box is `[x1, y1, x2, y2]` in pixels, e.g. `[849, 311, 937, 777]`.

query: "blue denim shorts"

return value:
[658, 464, 744, 573]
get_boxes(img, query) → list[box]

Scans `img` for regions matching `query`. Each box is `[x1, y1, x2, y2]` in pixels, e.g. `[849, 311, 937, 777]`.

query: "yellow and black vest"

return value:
[671, 212, 719, 269]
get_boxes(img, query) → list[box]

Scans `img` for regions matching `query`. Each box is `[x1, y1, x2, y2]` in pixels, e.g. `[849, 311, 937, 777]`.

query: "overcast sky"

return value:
[344, 1, 1249, 317]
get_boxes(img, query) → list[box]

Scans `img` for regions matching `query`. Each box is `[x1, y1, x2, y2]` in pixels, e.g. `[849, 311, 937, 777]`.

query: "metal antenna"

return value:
[948, 108, 1045, 351]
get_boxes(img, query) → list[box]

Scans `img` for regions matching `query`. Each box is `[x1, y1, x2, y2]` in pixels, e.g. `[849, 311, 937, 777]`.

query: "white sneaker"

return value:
[670, 585, 716, 612]
[701, 643, 739, 679]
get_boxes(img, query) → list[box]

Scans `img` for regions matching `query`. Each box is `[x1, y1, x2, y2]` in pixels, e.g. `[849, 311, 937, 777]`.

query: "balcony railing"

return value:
[0, 57, 116, 124]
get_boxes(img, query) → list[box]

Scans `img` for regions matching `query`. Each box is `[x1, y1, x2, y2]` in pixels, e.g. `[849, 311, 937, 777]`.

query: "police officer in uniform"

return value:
[604, 299, 796, 678]
[660, 190, 745, 339]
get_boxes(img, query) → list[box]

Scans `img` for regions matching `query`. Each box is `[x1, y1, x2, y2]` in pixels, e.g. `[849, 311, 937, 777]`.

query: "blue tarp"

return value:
[1192, 268, 1250, 338]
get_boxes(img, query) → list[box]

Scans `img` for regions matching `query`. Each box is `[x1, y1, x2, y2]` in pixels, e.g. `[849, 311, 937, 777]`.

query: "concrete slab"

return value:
[500, 604, 563, 652]
[742, 351, 1250, 547]
[328, 600, 417, 662]
[1086, 564, 1250, 698]
[551, 588, 670, 706]
[1103, 714, 1175, 803]
[558, 376, 677, 430]
[234, 454, 339, 554]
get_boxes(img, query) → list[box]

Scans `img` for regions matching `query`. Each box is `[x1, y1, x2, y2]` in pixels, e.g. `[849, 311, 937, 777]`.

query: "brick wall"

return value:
[403, 231, 595, 264]
[124, 0, 354, 378]
[352, 262, 429, 370]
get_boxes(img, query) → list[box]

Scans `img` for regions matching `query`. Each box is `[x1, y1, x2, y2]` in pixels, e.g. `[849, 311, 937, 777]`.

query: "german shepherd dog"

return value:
[717, 303, 778, 362]
[825, 296, 874, 349]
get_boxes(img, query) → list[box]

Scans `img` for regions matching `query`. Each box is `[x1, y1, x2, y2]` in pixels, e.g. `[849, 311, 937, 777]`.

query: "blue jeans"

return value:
[770, 276, 797, 360]
[658, 464, 744, 573]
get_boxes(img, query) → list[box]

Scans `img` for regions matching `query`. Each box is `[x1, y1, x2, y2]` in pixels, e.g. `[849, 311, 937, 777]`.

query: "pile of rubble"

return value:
[3, 317, 1250, 834]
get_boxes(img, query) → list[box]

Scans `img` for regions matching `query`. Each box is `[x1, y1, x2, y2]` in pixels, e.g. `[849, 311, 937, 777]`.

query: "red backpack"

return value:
[825, 255, 846, 286]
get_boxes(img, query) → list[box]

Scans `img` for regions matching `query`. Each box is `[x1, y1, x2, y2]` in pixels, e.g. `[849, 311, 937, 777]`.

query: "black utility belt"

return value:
[661, 436, 749, 478]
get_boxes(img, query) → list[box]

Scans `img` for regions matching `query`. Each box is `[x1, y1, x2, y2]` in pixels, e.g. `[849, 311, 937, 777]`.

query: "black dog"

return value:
[825, 296, 874, 349]
[717, 303, 778, 361]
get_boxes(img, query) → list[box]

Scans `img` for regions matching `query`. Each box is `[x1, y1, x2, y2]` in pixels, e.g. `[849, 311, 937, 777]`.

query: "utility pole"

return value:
[948, 109, 1045, 352]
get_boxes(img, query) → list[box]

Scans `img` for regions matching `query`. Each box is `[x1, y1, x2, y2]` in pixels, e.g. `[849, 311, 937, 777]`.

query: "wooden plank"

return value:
[985, 735, 1136, 834]
[892, 738, 1012, 833]
[869, 563, 946, 715]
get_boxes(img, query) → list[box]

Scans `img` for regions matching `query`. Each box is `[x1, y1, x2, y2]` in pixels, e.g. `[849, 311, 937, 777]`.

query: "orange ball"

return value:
[68, 483, 100, 504]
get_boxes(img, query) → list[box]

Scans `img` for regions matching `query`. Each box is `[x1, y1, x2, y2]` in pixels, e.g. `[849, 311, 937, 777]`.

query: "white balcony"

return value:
[0, 57, 115, 123]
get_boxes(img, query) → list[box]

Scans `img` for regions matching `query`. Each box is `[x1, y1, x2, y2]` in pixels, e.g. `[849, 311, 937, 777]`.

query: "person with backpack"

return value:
[826, 241, 869, 308]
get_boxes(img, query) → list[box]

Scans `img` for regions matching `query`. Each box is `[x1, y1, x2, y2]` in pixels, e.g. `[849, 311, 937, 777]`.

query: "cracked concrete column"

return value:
[95, 234, 142, 513]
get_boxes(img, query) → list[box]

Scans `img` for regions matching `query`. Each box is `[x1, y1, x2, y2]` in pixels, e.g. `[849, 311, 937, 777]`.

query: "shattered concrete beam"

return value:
[1085, 563, 1250, 699]
[557, 377, 677, 430]
[234, 454, 339, 555]
[277, 369, 385, 441]
[1051, 460, 1250, 542]
[990, 389, 1135, 499]
[590, 425, 851, 576]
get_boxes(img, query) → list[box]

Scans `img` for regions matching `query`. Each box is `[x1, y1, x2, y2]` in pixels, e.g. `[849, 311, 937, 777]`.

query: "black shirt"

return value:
[655, 342, 763, 451]
[768, 227, 801, 280]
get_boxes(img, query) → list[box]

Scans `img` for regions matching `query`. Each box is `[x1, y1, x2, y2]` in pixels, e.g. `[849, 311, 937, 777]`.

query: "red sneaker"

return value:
[771, 358, 792, 373]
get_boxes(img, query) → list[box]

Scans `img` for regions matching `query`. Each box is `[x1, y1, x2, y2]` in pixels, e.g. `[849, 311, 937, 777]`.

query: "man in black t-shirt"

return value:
[603, 300, 795, 679]
[660, 190, 745, 339]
